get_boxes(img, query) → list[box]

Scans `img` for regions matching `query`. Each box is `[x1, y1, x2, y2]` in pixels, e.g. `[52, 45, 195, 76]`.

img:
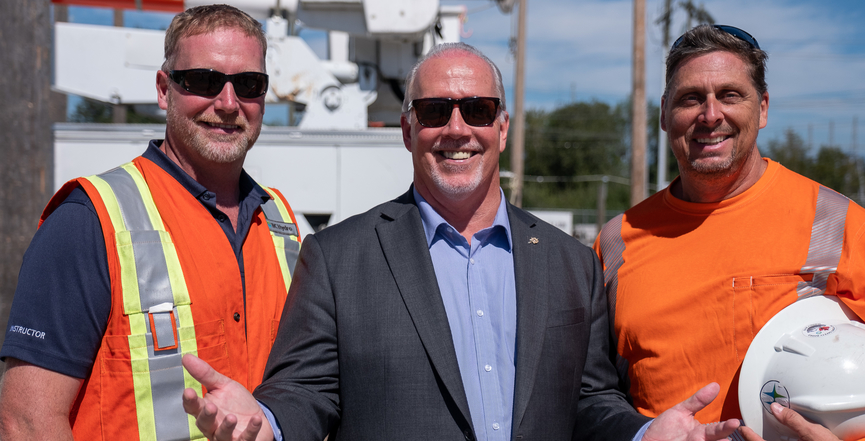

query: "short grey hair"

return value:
[401, 42, 507, 115]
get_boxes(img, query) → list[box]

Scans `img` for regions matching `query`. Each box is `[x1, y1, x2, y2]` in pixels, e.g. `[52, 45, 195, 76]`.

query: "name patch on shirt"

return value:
[266, 220, 298, 238]
[9, 325, 45, 339]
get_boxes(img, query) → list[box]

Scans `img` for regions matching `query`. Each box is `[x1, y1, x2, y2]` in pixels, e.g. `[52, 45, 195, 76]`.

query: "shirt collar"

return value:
[143, 140, 269, 205]
[414, 186, 513, 250]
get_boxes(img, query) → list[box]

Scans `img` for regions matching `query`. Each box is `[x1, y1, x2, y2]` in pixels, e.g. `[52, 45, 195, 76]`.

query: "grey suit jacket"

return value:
[255, 189, 650, 440]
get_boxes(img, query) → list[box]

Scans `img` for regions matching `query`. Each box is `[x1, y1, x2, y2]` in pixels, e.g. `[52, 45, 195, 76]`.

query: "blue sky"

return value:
[65, 0, 865, 155]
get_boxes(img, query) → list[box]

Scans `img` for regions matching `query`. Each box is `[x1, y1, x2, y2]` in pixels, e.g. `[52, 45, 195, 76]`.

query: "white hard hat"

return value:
[739, 295, 865, 441]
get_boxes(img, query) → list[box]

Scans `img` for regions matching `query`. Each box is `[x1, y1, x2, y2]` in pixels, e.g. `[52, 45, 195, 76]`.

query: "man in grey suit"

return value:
[180, 43, 740, 441]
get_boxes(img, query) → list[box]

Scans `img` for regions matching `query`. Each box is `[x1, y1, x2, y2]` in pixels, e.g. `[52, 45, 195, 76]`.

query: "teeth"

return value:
[207, 122, 239, 129]
[696, 136, 726, 145]
[442, 151, 472, 160]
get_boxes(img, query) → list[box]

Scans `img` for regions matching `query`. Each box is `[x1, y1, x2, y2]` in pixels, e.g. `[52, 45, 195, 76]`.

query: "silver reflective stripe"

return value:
[148, 352, 193, 441]
[261, 198, 300, 276]
[98, 166, 193, 441]
[128, 229, 175, 312]
[100, 168, 155, 231]
[797, 186, 850, 300]
[597, 214, 631, 380]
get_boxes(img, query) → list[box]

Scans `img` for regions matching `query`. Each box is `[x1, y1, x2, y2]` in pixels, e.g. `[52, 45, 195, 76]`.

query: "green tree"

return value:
[764, 128, 863, 201]
[503, 98, 661, 211]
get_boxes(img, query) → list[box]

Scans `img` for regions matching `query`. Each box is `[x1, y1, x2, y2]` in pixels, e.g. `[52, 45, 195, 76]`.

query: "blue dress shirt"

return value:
[415, 188, 517, 441]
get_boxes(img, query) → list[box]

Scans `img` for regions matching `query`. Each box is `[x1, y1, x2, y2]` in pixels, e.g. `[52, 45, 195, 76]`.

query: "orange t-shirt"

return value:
[594, 159, 865, 423]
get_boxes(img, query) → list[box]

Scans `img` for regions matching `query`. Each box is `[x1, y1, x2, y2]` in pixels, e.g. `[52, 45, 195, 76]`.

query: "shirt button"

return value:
[202, 193, 212, 200]
[492, 423, 500, 430]
[470, 258, 475, 264]
[233, 312, 241, 322]
[218, 214, 227, 222]
[476, 310, 484, 317]
[484, 364, 492, 372]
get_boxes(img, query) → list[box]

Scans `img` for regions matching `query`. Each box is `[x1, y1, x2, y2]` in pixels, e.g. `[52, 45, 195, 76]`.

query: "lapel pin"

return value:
[528, 237, 539, 244]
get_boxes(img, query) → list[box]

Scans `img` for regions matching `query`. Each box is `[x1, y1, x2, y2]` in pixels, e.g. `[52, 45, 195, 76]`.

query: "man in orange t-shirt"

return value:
[595, 25, 865, 441]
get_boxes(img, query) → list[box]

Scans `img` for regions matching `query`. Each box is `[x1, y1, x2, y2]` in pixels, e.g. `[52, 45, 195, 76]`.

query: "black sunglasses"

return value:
[672, 24, 760, 50]
[168, 69, 269, 99]
[409, 97, 501, 128]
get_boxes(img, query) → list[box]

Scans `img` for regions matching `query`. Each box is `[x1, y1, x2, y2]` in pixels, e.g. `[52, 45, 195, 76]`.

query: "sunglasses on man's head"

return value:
[409, 97, 501, 128]
[168, 69, 269, 99]
[672, 24, 760, 50]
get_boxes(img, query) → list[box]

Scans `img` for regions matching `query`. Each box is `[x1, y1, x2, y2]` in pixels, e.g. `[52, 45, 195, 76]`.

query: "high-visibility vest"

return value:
[42, 156, 300, 441]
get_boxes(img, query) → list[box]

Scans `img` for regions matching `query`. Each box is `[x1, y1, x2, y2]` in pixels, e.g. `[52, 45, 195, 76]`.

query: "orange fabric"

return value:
[594, 159, 865, 423]
[43, 156, 297, 440]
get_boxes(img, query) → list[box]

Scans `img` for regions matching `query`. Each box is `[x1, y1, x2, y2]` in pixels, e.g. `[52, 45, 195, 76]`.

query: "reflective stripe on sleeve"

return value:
[797, 186, 850, 299]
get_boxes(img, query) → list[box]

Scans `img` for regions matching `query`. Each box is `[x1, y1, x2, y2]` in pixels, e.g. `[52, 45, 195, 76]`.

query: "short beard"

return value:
[428, 140, 485, 199]
[166, 94, 259, 164]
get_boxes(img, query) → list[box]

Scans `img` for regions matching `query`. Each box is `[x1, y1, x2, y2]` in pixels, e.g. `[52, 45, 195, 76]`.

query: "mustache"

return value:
[431, 139, 483, 152]
[194, 114, 249, 129]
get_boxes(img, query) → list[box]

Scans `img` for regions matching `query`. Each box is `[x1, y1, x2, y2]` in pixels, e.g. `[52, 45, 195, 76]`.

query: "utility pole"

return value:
[630, 0, 647, 206]
[112, 8, 128, 123]
[656, 0, 672, 192]
[508, 0, 527, 207]
[0, 0, 54, 363]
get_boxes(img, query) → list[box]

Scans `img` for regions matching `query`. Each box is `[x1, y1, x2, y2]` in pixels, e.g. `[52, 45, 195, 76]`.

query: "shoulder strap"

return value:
[84, 162, 204, 441]
[260, 187, 302, 291]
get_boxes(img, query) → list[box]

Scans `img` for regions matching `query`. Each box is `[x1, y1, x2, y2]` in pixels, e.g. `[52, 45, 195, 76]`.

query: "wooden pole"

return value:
[508, 0, 527, 207]
[630, 0, 647, 206]
[0, 0, 54, 364]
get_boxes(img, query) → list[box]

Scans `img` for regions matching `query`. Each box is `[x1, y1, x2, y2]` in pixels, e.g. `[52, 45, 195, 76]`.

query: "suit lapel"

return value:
[508, 205, 549, 429]
[375, 192, 474, 429]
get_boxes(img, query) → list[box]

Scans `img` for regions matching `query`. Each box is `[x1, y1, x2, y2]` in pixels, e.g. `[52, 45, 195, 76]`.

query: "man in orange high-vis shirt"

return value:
[0, 5, 300, 441]
[595, 25, 865, 441]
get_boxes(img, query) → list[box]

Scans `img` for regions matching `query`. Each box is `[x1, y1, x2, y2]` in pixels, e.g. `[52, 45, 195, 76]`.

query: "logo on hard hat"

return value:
[760, 380, 790, 413]
[803, 323, 836, 337]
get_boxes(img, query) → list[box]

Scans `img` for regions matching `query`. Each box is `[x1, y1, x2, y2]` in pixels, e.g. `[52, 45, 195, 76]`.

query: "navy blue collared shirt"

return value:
[415, 188, 517, 441]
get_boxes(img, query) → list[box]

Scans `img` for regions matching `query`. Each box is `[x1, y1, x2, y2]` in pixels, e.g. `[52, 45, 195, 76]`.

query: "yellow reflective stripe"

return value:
[115, 230, 143, 315]
[84, 174, 126, 233]
[176, 303, 204, 439]
[86, 169, 143, 316]
[121, 163, 165, 231]
[263, 188, 292, 226]
[159, 230, 192, 306]
[272, 235, 292, 290]
[262, 187, 299, 290]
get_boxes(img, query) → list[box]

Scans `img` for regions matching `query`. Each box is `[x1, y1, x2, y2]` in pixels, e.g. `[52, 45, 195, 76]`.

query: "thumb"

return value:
[678, 382, 721, 415]
[182, 353, 228, 391]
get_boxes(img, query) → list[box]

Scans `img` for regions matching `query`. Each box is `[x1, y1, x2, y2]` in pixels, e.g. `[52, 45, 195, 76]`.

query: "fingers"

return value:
[678, 382, 721, 415]
[702, 419, 741, 440]
[238, 416, 263, 441]
[183, 354, 228, 391]
[770, 403, 839, 441]
[737, 426, 765, 441]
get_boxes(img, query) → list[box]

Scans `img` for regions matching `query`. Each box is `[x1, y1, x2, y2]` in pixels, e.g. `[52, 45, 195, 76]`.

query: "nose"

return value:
[441, 104, 471, 138]
[698, 95, 723, 127]
[213, 81, 240, 113]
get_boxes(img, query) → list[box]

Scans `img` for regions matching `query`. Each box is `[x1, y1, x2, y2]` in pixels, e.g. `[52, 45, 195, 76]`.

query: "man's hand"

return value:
[738, 403, 840, 441]
[643, 383, 741, 441]
[182, 354, 275, 441]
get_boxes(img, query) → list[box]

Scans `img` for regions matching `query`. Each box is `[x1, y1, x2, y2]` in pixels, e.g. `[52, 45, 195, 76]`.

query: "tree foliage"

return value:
[502, 98, 662, 211]
[764, 128, 864, 202]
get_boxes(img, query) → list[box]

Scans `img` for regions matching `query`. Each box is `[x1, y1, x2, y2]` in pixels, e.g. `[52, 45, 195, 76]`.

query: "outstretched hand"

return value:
[181, 354, 275, 441]
[738, 403, 840, 441]
[643, 383, 741, 441]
